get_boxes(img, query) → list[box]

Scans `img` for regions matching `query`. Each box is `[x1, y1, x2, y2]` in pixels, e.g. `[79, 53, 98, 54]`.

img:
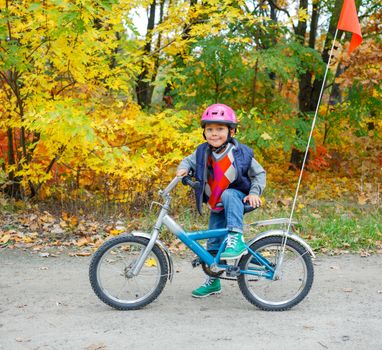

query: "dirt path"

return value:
[1, 249, 381, 350]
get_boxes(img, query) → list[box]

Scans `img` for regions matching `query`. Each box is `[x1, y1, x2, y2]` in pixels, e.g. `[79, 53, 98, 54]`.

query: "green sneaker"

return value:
[220, 233, 248, 260]
[191, 278, 221, 298]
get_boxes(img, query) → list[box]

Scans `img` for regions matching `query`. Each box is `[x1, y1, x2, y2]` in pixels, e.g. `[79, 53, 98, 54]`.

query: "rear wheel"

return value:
[89, 235, 168, 310]
[238, 236, 314, 311]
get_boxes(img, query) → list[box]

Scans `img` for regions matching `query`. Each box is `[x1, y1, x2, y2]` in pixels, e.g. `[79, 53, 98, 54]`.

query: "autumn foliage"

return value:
[0, 0, 381, 213]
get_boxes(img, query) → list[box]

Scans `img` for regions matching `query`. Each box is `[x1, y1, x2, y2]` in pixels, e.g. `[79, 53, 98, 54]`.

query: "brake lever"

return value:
[149, 201, 163, 211]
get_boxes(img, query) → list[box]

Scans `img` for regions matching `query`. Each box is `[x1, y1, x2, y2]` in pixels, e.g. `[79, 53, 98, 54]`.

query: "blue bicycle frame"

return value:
[131, 176, 275, 280]
[162, 215, 275, 280]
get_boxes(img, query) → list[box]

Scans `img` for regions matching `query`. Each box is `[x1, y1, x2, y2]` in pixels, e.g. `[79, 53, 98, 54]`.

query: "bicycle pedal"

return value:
[191, 257, 202, 268]
[225, 266, 241, 277]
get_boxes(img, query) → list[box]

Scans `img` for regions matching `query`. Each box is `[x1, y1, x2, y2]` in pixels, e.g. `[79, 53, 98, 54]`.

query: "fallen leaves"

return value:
[357, 193, 368, 205]
[76, 237, 92, 247]
[15, 337, 31, 343]
[145, 257, 157, 267]
[303, 325, 314, 330]
[85, 343, 107, 350]
[68, 251, 92, 257]
[0, 210, 119, 256]
[0, 233, 11, 244]
[359, 250, 371, 257]
[168, 238, 186, 253]
[109, 229, 124, 236]
[375, 240, 382, 254]
[1, 201, 380, 258]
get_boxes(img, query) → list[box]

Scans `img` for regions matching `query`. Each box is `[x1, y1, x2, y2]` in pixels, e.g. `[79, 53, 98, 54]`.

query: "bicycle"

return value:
[89, 175, 315, 311]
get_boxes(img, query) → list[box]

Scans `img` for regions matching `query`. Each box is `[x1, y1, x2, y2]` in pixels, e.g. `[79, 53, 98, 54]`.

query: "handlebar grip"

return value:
[182, 176, 200, 190]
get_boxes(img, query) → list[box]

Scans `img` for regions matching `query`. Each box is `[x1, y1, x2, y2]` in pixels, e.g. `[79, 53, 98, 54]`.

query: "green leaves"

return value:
[251, 40, 325, 82]
[174, 35, 251, 107]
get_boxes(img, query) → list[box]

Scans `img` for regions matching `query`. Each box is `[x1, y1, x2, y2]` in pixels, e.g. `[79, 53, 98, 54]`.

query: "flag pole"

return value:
[275, 29, 340, 274]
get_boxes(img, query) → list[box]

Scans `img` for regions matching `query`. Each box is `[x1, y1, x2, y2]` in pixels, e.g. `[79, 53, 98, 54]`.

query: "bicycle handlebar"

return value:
[160, 175, 200, 198]
[181, 176, 200, 190]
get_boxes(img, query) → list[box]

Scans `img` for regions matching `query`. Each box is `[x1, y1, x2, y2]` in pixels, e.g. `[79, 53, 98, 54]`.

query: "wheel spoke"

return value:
[238, 237, 313, 311]
[116, 280, 129, 300]
[89, 236, 168, 310]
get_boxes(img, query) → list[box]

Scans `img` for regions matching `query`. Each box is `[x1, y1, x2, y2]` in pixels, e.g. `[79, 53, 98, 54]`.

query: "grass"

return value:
[1, 191, 381, 254]
[301, 209, 382, 253]
[127, 201, 382, 254]
[242, 203, 382, 254]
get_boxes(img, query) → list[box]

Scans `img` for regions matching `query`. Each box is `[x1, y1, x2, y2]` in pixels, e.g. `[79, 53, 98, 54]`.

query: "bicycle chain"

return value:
[201, 263, 238, 281]
[201, 263, 260, 282]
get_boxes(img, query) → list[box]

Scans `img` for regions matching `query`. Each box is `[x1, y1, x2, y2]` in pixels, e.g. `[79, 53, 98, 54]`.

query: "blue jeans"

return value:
[207, 188, 246, 252]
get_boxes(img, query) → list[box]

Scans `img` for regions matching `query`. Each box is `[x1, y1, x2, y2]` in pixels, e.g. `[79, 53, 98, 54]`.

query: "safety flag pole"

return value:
[276, 0, 363, 272]
[280, 29, 339, 257]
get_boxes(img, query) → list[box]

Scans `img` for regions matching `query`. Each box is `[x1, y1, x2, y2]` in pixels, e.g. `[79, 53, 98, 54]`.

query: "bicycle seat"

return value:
[244, 204, 257, 214]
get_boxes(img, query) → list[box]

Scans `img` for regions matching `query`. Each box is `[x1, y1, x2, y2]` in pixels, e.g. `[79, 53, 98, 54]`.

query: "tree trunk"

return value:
[290, 0, 343, 169]
[4, 127, 22, 199]
[136, 0, 156, 108]
[151, 0, 165, 104]
[289, 0, 310, 170]
[309, 2, 319, 49]
[162, 0, 199, 104]
[310, 0, 343, 110]
[251, 59, 259, 107]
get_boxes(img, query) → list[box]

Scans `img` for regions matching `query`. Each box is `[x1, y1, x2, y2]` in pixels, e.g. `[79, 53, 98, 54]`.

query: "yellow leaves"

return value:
[163, 40, 185, 57]
[109, 229, 124, 236]
[260, 132, 272, 141]
[62, 212, 79, 227]
[2, 0, 240, 242]
[297, 8, 309, 23]
[76, 237, 92, 247]
[1, 229, 39, 247]
[297, 203, 305, 212]
[1, 234, 11, 244]
[22, 236, 35, 244]
[145, 257, 157, 267]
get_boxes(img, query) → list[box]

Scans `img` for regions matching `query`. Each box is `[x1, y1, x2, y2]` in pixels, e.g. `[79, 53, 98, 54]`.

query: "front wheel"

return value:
[89, 235, 168, 310]
[238, 236, 314, 311]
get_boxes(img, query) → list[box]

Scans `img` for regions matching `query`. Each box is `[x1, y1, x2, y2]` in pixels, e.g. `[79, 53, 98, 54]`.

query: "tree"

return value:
[0, 0, 140, 198]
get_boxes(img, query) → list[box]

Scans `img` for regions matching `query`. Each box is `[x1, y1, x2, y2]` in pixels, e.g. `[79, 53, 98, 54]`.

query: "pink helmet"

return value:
[201, 104, 238, 128]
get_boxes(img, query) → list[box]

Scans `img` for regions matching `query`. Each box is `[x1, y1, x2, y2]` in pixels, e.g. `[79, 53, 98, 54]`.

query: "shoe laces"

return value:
[226, 234, 238, 249]
[203, 277, 216, 286]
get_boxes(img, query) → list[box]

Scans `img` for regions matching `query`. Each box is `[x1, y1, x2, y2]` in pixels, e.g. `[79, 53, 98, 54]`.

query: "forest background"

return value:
[0, 0, 381, 254]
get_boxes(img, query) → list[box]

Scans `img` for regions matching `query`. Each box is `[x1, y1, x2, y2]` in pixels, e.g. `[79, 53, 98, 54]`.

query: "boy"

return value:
[177, 103, 266, 298]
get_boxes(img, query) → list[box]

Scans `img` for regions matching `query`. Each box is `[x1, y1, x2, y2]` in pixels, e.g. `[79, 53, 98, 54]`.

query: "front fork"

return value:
[130, 204, 169, 276]
[272, 234, 290, 280]
[273, 252, 285, 280]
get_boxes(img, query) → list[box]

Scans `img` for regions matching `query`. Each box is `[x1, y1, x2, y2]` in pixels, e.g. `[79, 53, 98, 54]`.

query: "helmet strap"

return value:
[209, 140, 229, 153]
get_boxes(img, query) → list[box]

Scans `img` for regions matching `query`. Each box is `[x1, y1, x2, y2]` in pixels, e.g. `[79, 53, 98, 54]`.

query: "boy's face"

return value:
[204, 123, 235, 148]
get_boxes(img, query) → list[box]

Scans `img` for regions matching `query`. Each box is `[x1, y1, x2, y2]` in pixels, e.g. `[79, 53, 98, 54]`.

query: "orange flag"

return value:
[337, 0, 363, 54]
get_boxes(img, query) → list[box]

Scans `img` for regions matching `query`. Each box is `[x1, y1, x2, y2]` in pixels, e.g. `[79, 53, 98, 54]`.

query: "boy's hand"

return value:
[243, 194, 262, 208]
[176, 169, 188, 177]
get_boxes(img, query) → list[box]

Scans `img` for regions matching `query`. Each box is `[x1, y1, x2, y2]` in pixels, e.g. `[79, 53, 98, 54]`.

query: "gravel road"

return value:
[1, 249, 381, 350]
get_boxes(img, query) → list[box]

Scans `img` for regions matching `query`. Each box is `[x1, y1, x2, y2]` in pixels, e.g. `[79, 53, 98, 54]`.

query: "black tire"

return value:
[238, 236, 314, 311]
[89, 235, 168, 310]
